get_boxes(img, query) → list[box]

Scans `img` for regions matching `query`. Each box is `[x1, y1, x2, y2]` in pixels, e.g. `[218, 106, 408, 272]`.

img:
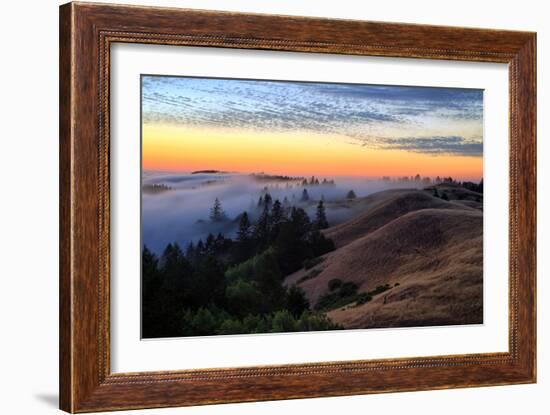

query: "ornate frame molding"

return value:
[60, 2, 536, 412]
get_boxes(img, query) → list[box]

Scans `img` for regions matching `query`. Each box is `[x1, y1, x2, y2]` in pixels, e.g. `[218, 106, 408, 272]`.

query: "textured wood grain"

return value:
[59, 3, 73, 412]
[59, 2, 536, 413]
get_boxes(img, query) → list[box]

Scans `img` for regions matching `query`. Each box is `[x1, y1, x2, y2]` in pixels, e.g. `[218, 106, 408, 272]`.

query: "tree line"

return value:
[142, 193, 338, 338]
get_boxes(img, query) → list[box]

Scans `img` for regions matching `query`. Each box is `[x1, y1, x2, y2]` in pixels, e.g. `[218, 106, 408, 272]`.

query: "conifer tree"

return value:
[271, 199, 284, 225]
[253, 203, 271, 248]
[346, 190, 357, 199]
[205, 233, 216, 254]
[209, 197, 226, 222]
[301, 188, 310, 202]
[237, 211, 251, 242]
[315, 199, 329, 229]
[263, 192, 273, 210]
[185, 242, 195, 261]
[196, 239, 205, 257]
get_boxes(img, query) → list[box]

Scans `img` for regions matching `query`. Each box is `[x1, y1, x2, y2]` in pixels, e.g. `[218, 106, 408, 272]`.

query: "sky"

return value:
[141, 75, 483, 180]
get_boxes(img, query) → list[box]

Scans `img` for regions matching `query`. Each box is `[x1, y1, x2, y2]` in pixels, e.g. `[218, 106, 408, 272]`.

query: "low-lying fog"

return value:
[142, 172, 423, 254]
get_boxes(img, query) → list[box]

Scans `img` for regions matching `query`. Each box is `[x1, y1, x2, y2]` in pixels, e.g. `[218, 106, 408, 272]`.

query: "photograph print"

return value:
[141, 75, 484, 339]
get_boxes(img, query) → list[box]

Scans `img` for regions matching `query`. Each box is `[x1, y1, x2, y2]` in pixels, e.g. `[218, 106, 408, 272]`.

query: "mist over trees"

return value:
[141, 172, 448, 254]
[142, 191, 338, 338]
[142, 172, 484, 337]
[209, 197, 227, 222]
[346, 190, 357, 199]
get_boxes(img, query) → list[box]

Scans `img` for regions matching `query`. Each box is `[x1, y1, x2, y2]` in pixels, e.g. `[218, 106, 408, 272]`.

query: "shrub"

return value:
[271, 310, 299, 332]
[297, 311, 343, 331]
[371, 284, 391, 295]
[356, 293, 372, 305]
[217, 318, 245, 335]
[340, 281, 359, 297]
[181, 307, 220, 336]
[328, 278, 343, 291]
[286, 285, 310, 317]
[225, 279, 262, 317]
[241, 315, 266, 333]
[315, 281, 359, 310]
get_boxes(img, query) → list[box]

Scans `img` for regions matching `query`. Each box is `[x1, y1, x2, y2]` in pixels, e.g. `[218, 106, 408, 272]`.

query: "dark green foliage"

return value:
[225, 279, 262, 318]
[142, 195, 339, 338]
[315, 281, 359, 311]
[315, 281, 394, 311]
[253, 249, 286, 312]
[285, 285, 310, 317]
[242, 314, 270, 334]
[234, 212, 253, 262]
[328, 278, 343, 292]
[309, 230, 335, 257]
[355, 292, 372, 305]
[180, 307, 219, 336]
[188, 255, 226, 309]
[297, 311, 343, 331]
[272, 310, 300, 332]
[339, 281, 359, 297]
[270, 199, 284, 239]
[217, 318, 246, 335]
[178, 306, 342, 336]
[141, 246, 163, 337]
[252, 203, 271, 251]
[142, 243, 194, 338]
[441, 192, 449, 201]
[273, 213, 312, 274]
[370, 284, 391, 295]
[142, 245, 161, 303]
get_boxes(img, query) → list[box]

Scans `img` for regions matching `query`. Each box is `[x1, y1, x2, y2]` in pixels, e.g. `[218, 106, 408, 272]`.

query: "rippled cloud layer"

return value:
[142, 75, 483, 156]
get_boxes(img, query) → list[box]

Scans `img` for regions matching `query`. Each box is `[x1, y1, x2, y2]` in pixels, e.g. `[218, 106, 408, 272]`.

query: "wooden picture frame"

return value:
[59, 2, 536, 412]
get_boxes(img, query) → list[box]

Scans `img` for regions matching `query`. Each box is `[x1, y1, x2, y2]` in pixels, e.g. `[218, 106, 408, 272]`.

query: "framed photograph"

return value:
[59, 2, 536, 412]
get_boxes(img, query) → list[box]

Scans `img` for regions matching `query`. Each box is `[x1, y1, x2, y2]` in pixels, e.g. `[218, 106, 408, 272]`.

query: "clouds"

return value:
[142, 75, 483, 157]
[376, 136, 483, 156]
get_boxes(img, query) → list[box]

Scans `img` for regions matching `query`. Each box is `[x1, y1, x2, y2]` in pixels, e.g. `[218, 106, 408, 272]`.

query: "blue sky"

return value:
[142, 75, 483, 157]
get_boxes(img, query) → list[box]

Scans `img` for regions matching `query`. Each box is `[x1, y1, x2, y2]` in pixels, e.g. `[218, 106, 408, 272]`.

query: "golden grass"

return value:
[285, 189, 483, 329]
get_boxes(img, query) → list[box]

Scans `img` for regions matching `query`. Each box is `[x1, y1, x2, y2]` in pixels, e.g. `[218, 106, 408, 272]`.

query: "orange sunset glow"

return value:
[142, 124, 482, 179]
[141, 76, 484, 181]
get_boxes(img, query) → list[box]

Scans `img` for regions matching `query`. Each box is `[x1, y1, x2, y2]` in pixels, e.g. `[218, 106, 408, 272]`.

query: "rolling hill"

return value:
[285, 187, 483, 329]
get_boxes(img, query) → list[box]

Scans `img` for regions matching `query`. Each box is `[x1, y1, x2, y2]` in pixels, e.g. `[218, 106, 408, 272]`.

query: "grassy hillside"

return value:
[285, 187, 483, 329]
[323, 189, 474, 248]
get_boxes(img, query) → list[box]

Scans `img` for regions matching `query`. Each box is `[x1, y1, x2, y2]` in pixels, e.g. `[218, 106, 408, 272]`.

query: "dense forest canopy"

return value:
[142, 192, 338, 337]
